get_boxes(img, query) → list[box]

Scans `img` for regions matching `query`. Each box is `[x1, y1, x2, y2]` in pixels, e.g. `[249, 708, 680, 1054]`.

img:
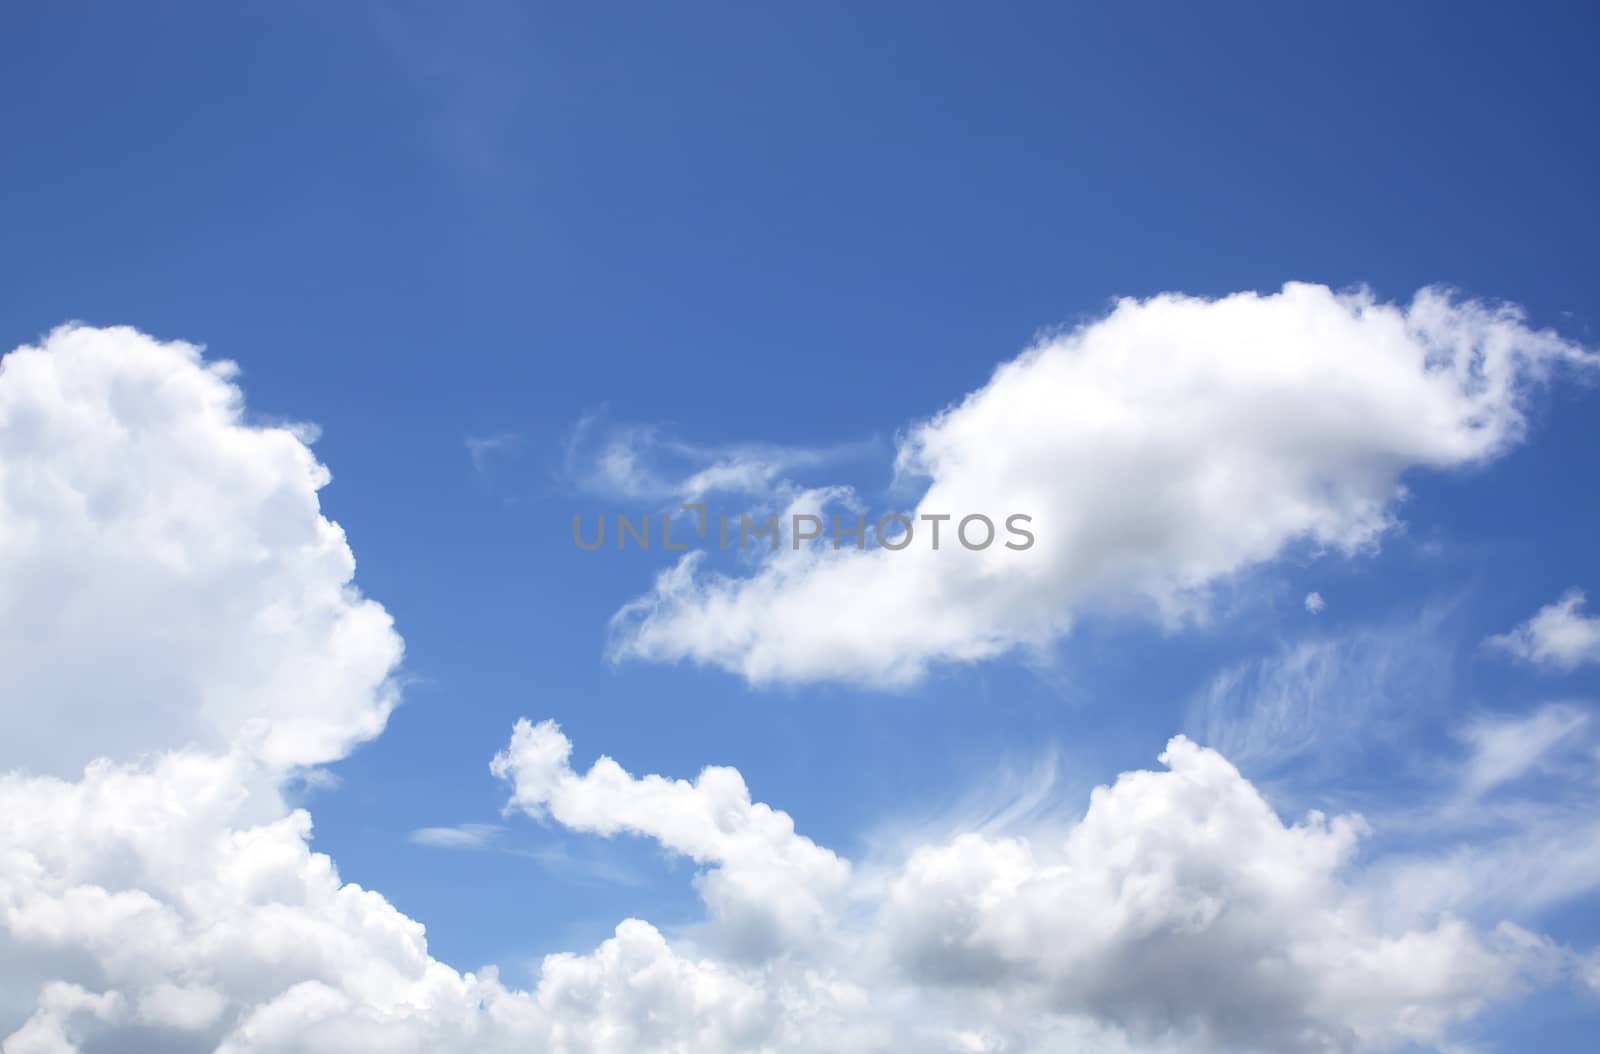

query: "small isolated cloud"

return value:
[563, 411, 876, 503]
[611, 284, 1597, 687]
[1486, 589, 1600, 670]
[409, 823, 505, 850]
[1305, 591, 1326, 614]
[410, 822, 641, 885]
[466, 432, 524, 475]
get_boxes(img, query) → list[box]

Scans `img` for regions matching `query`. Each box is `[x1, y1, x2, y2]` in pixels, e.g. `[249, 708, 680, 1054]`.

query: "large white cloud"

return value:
[610, 284, 1596, 686]
[0, 325, 402, 774]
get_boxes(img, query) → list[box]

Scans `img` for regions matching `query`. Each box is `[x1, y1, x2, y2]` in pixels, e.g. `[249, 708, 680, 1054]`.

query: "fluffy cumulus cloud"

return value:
[0, 326, 871, 1054]
[610, 284, 1596, 687]
[1486, 589, 1600, 670]
[0, 747, 876, 1052]
[0, 321, 1591, 1054]
[878, 739, 1539, 1053]
[487, 723, 1555, 1054]
[0, 326, 401, 774]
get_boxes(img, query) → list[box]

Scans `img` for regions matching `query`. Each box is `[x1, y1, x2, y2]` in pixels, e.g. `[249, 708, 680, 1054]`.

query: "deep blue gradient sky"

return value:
[4, 4, 1599, 1050]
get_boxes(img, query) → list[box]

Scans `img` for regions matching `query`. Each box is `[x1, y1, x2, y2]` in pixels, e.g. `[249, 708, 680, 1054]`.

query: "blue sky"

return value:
[3, 4, 1600, 1052]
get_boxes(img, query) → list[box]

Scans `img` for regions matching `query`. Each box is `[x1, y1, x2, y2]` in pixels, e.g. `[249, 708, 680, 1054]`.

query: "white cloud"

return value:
[408, 824, 505, 850]
[465, 432, 523, 475]
[563, 412, 875, 503]
[0, 325, 874, 1054]
[610, 284, 1595, 687]
[1486, 589, 1600, 670]
[1305, 591, 1326, 614]
[3, 983, 124, 1054]
[1364, 704, 1600, 926]
[0, 325, 402, 775]
[491, 718, 851, 961]
[0, 322, 1586, 1054]
[1583, 950, 1600, 996]
[1189, 622, 1600, 928]
[1372, 803, 1600, 928]
[1196, 607, 1459, 780]
[0, 748, 883, 1054]
[491, 723, 1551, 1054]
[1457, 703, 1590, 799]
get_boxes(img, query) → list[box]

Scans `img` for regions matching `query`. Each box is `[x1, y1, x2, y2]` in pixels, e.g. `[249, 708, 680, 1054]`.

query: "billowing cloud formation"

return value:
[0, 326, 870, 1054]
[0, 326, 402, 774]
[0, 750, 881, 1054]
[610, 284, 1595, 686]
[1487, 589, 1600, 670]
[879, 737, 1540, 1053]
[0, 322, 1587, 1054]
[485, 723, 1558, 1054]
[0, 720, 1567, 1054]
[482, 719, 1567, 1051]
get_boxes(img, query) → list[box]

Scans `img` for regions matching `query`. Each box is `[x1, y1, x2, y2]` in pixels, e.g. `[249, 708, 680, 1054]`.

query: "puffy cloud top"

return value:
[0, 325, 402, 774]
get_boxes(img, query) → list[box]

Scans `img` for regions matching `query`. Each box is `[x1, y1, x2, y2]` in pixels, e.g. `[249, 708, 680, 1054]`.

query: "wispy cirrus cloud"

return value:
[562, 410, 879, 503]
[409, 823, 506, 849]
[368, 1, 534, 185]
[1456, 703, 1592, 800]
[1185, 603, 1458, 790]
[1183, 590, 1600, 928]
[466, 432, 524, 475]
[410, 821, 645, 886]
[1364, 702, 1600, 927]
